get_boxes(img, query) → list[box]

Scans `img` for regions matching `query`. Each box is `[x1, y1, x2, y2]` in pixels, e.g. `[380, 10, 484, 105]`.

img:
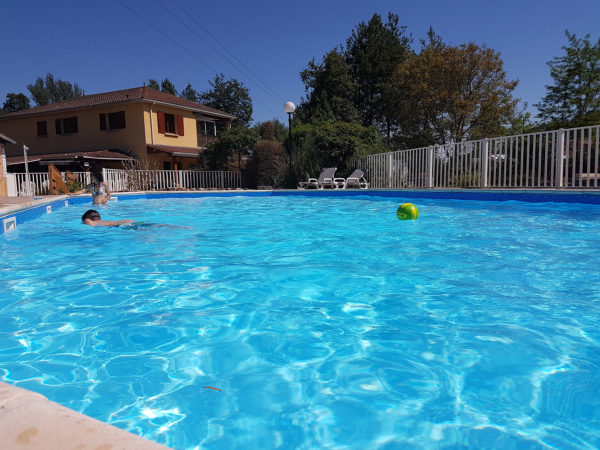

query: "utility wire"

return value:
[167, 0, 286, 104]
[116, 0, 220, 75]
[116, 0, 281, 118]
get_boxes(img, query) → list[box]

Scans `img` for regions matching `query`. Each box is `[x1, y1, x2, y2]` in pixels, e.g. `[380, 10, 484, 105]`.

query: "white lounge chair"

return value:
[298, 167, 337, 189]
[343, 169, 369, 189]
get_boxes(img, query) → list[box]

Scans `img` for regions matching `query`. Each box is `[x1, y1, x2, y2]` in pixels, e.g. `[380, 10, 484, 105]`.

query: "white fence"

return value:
[358, 125, 600, 189]
[11, 170, 241, 196]
[103, 169, 241, 192]
[14, 171, 92, 196]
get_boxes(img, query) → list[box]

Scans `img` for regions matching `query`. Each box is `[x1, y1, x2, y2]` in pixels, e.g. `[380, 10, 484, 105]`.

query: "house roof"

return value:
[146, 144, 203, 157]
[0, 132, 17, 144]
[6, 149, 134, 166]
[0, 87, 237, 121]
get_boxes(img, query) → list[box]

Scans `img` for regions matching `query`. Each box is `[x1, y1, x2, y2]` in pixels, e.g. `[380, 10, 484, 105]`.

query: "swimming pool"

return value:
[1, 195, 600, 448]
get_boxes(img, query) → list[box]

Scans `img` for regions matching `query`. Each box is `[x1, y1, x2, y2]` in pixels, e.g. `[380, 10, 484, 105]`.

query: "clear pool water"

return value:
[1, 196, 600, 449]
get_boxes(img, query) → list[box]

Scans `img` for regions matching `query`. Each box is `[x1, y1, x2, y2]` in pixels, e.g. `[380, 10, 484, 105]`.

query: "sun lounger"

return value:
[343, 169, 369, 189]
[298, 167, 337, 189]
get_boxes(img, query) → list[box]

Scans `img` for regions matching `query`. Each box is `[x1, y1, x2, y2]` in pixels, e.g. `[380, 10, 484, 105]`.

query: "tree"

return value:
[290, 122, 385, 178]
[161, 78, 178, 96]
[180, 83, 198, 101]
[1, 93, 30, 114]
[202, 124, 259, 170]
[297, 48, 359, 123]
[147, 79, 160, 90]
[535, 31, 600, 126]
[253, 123, 286, 187]
[199, 74, 253, 126]
[254, 119, 288, 142]
[393, 29, 518, 144]
[345, 13, 412, 136]
[27, 73, 83, 106]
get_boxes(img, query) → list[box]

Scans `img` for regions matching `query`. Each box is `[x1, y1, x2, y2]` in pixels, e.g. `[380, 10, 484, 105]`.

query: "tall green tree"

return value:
[290, 121, 385, 178]
[199, 74, 253, 126]
[1, 93, 31, 114]
[345, 13, 412, 136]
[27, 73, 83, 106]
[393, 29, 518, 144]
[160, 78, 178, 96]
[202, 124, 259, 169]
[180, 83, 198, 101]
[297, 48, 359, 123]
[535, 31, 600, 126]
[147, 79, 160, 90]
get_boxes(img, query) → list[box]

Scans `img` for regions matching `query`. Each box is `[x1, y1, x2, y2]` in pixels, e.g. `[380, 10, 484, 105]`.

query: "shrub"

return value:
[254, 140, 285, 187]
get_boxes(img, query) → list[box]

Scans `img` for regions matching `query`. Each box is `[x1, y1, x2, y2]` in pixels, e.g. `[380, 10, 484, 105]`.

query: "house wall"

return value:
[142, 104, 207, 169]
[0, 101, 226, 170]
[143, 104, 202, 148]
[0, 103, 148, 160]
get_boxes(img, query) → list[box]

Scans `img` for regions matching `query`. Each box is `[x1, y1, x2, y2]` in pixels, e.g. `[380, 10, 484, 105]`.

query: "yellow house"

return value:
[0, 132, 17, 196]
[0, 86, 236, 171]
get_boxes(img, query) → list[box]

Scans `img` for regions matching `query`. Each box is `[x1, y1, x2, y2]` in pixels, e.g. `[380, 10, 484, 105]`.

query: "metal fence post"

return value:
[427, 147, 434, 188]
[481, 139, 489, 188]
[555, 129, 565, 188]
[387, 153, 393, 188]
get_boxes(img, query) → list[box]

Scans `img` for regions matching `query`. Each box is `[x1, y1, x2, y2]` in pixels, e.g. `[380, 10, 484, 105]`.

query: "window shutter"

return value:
[55, 119, 62, 135]
[177, 115, 184, 136]
[99, 114, 106, 130]
[157, 111, 165, 134]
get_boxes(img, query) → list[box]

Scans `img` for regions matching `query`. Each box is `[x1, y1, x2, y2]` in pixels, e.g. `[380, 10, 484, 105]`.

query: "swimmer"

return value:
[81, 209, 133, 227]
[71, 167, 111, 204]
[81, 209, 191, 229]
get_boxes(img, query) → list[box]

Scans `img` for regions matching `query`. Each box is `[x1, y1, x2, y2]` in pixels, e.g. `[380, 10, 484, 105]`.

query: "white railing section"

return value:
[103, 169, 241, 192]
[358, 125, 600, 189]
[12, 170, 241, 196]
[14, 172, 92, 196]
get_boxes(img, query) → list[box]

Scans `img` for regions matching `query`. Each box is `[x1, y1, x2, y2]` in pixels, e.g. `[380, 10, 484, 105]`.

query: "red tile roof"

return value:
[6, 149, 134, 165]
[0, 87, 236, 120]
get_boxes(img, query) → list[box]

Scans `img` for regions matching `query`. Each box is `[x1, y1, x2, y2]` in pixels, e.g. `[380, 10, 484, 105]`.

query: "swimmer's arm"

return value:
[84, 219, 133, 227]
[104, 219, 133, 226]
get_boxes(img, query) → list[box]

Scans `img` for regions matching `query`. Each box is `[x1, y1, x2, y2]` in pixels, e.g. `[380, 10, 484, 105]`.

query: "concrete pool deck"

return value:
[0, 382, 168, 449]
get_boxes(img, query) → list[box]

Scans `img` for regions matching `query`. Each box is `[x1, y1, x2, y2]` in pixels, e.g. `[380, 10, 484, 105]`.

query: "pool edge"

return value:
[0, 381, 169, 449]
[2, 188, 600, 235]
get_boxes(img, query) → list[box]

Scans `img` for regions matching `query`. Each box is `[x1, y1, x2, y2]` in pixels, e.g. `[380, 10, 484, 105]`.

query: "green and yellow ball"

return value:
[396, 203, 419, 220]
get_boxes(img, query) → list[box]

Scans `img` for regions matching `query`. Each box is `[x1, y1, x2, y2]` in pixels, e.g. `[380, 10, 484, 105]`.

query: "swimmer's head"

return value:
[82, 209, 101, 222]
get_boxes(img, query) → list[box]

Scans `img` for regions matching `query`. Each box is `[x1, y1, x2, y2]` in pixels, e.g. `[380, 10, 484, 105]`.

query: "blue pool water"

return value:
[1, 196, 600, 449]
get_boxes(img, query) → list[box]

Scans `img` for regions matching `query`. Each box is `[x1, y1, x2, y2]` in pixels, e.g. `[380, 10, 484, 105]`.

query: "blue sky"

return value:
[1, 0, 599, 125]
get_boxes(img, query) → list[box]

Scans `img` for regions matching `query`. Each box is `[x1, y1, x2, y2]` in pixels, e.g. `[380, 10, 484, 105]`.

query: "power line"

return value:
[116, 0, 220, 75]
[115, 0, 282, 119]
[167, 0, 286, 104]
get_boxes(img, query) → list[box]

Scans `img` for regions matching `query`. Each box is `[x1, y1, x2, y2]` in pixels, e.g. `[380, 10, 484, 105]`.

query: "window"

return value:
[197, 120, 215, 136]
[99, 111, 126, 130]
[164, 113, 176, 134]
[55, 117, 78, 135]
[157, 111, 184, 136]
[36, 121, 48, 137]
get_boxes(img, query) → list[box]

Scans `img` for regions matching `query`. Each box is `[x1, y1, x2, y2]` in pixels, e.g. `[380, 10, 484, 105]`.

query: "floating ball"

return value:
[396, 203, 419, 220]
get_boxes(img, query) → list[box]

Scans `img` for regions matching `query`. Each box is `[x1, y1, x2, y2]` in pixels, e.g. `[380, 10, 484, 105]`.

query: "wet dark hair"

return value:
[91, 166, 104, 183]
[82, 209, 101, 222]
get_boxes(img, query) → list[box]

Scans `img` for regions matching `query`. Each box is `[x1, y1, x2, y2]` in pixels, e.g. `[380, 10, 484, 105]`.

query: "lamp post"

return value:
[284, 101, 296, 188]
